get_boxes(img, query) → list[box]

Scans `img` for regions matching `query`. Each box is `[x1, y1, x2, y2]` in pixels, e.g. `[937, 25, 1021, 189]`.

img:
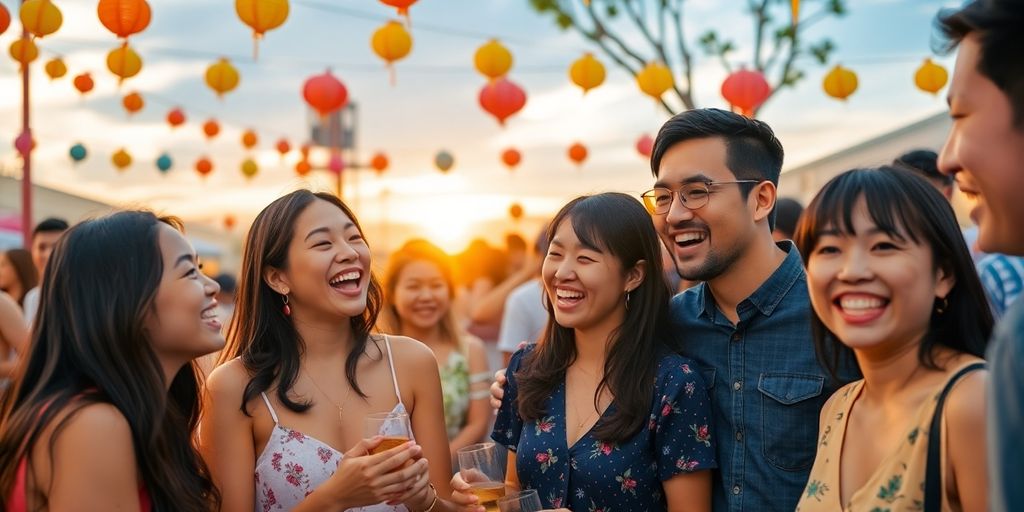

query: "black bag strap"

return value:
[924, 361, 986, 512]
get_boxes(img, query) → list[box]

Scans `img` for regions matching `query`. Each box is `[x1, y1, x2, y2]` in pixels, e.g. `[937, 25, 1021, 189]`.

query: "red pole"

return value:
[20, 0, 33, 248]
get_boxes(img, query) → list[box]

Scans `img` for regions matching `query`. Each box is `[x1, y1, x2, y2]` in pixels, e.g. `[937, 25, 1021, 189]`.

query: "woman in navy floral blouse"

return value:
[451, 193, 715, 512]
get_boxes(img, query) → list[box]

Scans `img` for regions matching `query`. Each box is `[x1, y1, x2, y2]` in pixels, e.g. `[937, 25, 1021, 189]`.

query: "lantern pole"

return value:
[20, 0, 34, 248]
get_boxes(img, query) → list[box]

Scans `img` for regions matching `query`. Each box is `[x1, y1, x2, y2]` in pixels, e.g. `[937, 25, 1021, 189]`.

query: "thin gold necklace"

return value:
[304, 368, 353, 423]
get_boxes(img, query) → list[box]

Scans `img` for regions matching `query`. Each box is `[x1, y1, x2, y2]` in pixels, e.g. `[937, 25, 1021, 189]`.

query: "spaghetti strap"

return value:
[383, 335, 405, 409]
[260, 392, 280, 424]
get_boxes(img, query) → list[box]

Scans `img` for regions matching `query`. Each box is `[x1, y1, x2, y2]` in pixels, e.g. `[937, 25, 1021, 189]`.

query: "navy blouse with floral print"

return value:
[492, 346, 717, 511]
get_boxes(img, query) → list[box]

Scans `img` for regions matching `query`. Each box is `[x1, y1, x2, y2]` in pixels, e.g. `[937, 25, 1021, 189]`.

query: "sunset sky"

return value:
[0, 0, 958, 253]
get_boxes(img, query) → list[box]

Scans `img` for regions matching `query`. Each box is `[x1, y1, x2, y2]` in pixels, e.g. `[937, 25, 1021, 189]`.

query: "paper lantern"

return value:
[915, 58, 948, 95]
[69, 143, 87, 163]
[20, 0, 62, 39]
[380, 0, 417, 17]
[44, 58, 66, 79]
[721, 68, 771, 117]
[299, 144, 311, 159]
[107, 45, 142, 83]
[13, 132, 34, 156]
[637, 62, 673, 100]
[97, 0, 151, 40]
[479, 78, 526, 126]
[241, 129, 258, 149]
[636, 134, 654, 158]
[235, 0, 289, 58]
[166, 108, 185, 128]
[156, 153, 172, 173]
[202, 119, 221, 139]
[73, 73, 95, 95]
[823, 64, 858, 101]
[205, 58, 240, 98]
[275, 138, 290, 157]
[568, 142, 587, 166]
[9, 38, 38, 69]
[474, 39, 512, 80]
[295, 159, 311, 176]
[112, 148, 132, 171]
[328, 152, 344, 174]
[223, 215, 237, 231]
[434, 150, 454, 173]
[122, 91, 144, 115]
[241, 158, 259, 179]
[509, 203, 523, 220]
[302, 69, 348, 117]
[195, 157, 214, 177]
[371, 20, 412, 84]
[0, 3, 10, 37]
[569, 53, 605, 94]
[501, 148, 521, 170]
[370, 152, 389, 175]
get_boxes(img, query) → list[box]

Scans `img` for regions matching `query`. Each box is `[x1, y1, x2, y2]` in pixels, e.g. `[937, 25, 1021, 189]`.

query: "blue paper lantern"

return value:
[156, 153, 173, 174]
[69, 143, 87, 162]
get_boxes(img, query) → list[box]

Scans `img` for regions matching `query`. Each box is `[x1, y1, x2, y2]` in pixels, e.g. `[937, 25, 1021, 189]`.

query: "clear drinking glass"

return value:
[364, 411, 412, 455]
[457, 442, 506, 512]
[497, 489, 543, 512]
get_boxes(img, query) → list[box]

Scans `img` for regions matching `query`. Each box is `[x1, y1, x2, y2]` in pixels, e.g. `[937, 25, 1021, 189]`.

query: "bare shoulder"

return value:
[464, 334, 486, 355]
[206, 358, 251, 396]
[60, 402, 132, 440]
[48, 402, 136, 468]
[943, 366, 988, 433]
[383, 334, 437, 367]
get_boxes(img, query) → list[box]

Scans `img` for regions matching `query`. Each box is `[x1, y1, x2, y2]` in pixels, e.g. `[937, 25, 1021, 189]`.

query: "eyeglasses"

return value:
[640, 180, 762, 215]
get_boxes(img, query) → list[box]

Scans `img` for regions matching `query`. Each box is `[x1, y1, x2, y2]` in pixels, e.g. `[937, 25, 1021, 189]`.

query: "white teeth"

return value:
[201, 309, 218, 320]
[675, 232, 706, 243]
[840, 297, 885, 310]
[556, 289, 583, 299]
[329, 271, 361, 285]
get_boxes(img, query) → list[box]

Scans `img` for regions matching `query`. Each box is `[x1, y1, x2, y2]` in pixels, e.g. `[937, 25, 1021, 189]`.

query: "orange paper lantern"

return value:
[44, 57, 66, 79]
[568, 142, 588, 166]
[474, 39, 512, 80]
[636, 62, 673, 100]
[370, 152, 389, 175]
[205, 58, 240, 98]
[202, 119, 221, 139]
[9, 38, 38, 69]
[112, 148, 132, 170]
[501, 148, 521, 170]
[721, 68, 771, 117]
[195, 156, 214, 177]
[302, 69, 348, 117]
[223, 215, 237, 230]
[275, 138, 291, 157]
[107, 44, 143, 83]
[371, 20, 412, 84]
[97, 0, 151, 40]
[914, 58, 948, 95]
[823, 64, 858, 101]
[241, 129, 258, 149]
[569, 53, 605, 94]
[295, 159, 311, 176]
[241, 158, 259, 179]
[478, 78, 527, 126]
[20, 0, 62, 39]
[166, 108, 185, 128]
[509, 203, 524, 220]
[380, 0, 417, 17]
[122, 91, 144, 115]
[235, 0, 289, 58]
[73, 73, 95, 95]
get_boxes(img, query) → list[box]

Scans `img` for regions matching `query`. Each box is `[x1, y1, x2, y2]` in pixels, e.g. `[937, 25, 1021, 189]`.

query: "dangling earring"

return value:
[935, 296, 948, 315]
[282, 294, 292, 317]
[625, 291, 631, 311]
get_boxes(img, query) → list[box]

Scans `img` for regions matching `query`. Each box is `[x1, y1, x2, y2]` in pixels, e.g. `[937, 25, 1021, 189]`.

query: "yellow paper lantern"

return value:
[914, 58, 948, 96]
[205, 58, 240, 98]
[241, 158, 259, 179]
[112, 148, 132, 171]
[474, 39, 512, 80]
[371, 20, 412, 84]
[636, 62, 674, 100]
[20, 0, 62, 39]
[107, 44, 143, 83]
[235, 0, 289, 58]
[569, 53, 605, 94]
[44, 57, 66, 79]
[9, 38, 38, 69]
[822, 64, 858, 101]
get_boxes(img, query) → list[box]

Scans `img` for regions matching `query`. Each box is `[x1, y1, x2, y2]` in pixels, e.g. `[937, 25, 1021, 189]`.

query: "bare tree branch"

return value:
[752, 0, 770, 71]
[668, 0, 695, 109]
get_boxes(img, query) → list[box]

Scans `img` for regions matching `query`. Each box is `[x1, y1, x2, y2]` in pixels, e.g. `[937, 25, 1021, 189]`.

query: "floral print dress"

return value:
[492, 346, 716, 511]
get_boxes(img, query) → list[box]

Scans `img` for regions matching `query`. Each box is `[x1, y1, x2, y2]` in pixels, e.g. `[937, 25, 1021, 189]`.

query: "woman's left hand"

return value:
[394, 457, 433, 510]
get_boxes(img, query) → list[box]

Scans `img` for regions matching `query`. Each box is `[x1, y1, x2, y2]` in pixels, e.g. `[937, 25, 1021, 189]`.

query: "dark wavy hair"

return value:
[0, 211, 219, 511]
[794, 167, 992, 377]
[218, 190, 384, 415]
[516, 193, 673, 443]
[1, 249, 38, 306]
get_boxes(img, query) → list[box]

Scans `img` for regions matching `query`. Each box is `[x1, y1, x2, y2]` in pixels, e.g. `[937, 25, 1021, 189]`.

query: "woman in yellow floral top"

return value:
[382, 239, 493, 457]
[793, 167, 992, 512]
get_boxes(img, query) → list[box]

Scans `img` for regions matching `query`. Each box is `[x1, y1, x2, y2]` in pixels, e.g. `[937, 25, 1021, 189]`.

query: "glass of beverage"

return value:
[457, 443, 506, 512]
[365, 411, 412, 455]
[497, 489, 543, 512]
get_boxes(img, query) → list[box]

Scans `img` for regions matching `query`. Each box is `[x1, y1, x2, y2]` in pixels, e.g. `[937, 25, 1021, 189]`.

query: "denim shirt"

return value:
[670, 242, 857, 512]
[988, 298, 1024, 512]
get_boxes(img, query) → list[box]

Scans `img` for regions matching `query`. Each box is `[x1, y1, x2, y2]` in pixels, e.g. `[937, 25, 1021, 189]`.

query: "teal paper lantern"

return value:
[156, 153, 173, 174]
[69, 143, 87, 163]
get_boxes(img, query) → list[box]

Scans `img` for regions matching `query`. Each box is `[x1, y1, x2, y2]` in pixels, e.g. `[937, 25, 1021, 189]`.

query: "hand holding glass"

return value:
[497, 489, 543, 512]
[364, 411, 412, 455]
[458, 443, 506, 512]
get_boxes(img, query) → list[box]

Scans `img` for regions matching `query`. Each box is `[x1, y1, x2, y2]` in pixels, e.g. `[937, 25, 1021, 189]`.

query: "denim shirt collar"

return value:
[697, 241, 804, 320]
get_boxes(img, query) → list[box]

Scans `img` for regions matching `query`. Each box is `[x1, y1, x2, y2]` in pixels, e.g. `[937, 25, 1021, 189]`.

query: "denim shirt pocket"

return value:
[699, 367, 717, 396]
[758, 373, 825, 471]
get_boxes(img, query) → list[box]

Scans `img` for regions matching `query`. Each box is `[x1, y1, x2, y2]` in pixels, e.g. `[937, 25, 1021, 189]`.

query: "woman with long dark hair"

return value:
[453, 193, 715, 511]
[794, 167, 991, 512]
[201, 190, 459, 512]
[0, 211, 223, 511]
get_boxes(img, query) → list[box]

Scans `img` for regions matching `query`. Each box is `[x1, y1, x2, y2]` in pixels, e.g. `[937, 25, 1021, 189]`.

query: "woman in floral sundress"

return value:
[793, 167, 992, 512]
[451, 193, 715, 512]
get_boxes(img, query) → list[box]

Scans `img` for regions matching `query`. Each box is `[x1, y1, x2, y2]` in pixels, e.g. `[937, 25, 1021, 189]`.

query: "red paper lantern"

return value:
[195, 156, 214, 177]
[97, 0, 151, 40]
[202, 119, 220, 139]
[478, 78, 526, 126]
[295, 159, 311, 176]
[635, 134, 654, 158]
[122, 91, 144, 115]
[328, 152, 344, 174]
[303, 69, 348, 117]
[501, 148, 521, 170]
[0, 3, 11, 37]
[73, 72, 95, 95]
[166, 107, 185, 128]
[721, 68, 771, 117]
[568, 142, 588, 166]
[223, 214, 236, 231]
[275, 138, 290, 156]
[370, 152, 389, 175]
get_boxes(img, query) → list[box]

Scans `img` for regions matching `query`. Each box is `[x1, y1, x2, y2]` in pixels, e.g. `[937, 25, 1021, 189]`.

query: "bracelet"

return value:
[421, 483, 439, 512]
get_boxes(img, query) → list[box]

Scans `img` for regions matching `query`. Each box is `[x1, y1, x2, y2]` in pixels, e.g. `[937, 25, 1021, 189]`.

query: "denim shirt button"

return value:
[733, 380, 742, 391]
[732, 485, 741, 495]
[735, 430, 743, 442]
[730, 331, 742, 342]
